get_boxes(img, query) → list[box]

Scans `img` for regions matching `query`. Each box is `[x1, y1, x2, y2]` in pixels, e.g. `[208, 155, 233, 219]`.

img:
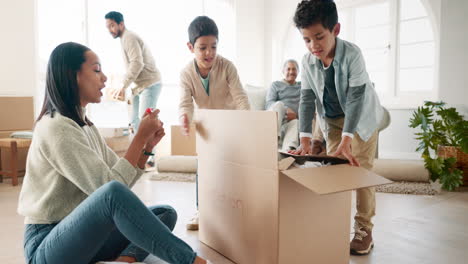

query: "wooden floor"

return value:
[1, 175, 467, 264]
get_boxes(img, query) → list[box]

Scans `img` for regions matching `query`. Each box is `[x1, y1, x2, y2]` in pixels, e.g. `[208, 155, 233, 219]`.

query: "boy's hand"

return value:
[332, 135, 360, 166]
[290, 137, 312, 155]
[180, 114, 190, 136]
[286, 108, 297, 121]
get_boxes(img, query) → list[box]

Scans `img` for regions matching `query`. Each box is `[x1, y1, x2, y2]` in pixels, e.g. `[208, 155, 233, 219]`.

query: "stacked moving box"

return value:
[0, 97, 34, 172]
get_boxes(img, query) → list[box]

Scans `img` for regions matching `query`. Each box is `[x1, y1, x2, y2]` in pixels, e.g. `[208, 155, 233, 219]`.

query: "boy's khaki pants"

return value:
[325, 117, 378, 231]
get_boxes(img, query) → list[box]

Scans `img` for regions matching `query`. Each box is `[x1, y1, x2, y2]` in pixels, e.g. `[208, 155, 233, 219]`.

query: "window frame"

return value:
[37, 0, 237, 127]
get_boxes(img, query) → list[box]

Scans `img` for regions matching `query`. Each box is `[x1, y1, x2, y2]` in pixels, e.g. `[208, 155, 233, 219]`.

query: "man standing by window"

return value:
[105, 11, 162, 136]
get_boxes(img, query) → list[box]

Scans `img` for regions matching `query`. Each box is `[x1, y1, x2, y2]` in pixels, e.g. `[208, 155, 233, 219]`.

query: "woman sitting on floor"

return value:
[17, 42, 210, 264]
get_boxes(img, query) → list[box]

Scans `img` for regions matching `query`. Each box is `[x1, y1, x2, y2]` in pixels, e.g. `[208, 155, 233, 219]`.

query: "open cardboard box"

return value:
[195, 109, 391, 264]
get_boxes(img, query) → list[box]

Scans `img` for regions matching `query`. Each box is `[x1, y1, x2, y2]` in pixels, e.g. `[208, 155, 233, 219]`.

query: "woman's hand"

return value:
[136, 109, 161, 142]
[145, 122, 166, 149]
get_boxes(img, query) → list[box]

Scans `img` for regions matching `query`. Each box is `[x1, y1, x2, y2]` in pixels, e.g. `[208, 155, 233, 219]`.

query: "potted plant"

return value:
[409, 101, 468, 191]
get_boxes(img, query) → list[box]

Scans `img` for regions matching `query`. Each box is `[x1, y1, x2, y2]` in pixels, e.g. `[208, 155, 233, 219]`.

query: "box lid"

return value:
[195, 109, 278, 170]
[282, 164, 392, 195]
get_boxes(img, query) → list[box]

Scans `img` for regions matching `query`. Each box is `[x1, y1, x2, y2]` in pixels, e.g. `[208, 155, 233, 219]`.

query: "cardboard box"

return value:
[104, 136, 131, 153]
[0, 97, 34, 131]
[171, 125, 196, 156]
[194, 110, 391, 264]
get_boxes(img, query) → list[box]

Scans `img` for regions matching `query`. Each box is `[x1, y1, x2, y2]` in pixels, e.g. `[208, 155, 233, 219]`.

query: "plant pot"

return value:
[438, 146, 468, 187]
[430, 179, 442, 193]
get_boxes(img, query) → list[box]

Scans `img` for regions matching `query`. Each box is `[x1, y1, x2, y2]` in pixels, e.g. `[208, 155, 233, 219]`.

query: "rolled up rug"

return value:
[156, 155, 198, 173]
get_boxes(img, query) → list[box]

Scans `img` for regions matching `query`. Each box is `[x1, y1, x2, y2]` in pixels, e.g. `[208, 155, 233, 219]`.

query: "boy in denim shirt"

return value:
[293, 0, 384, 255]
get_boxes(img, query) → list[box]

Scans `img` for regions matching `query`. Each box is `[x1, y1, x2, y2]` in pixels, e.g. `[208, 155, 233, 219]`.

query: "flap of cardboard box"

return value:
[281, 164, 392, 195]
[278, 157, 295, 170]
[195, 109, 278, 170]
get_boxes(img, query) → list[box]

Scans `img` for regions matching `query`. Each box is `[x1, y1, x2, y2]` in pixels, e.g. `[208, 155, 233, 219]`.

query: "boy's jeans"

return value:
[24, 181, 197, 264]
[325, 117, 378, 231]
[130, 82, 162, 132]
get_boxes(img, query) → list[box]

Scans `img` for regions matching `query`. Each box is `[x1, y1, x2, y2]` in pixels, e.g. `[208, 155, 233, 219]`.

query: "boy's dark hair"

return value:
[293, 0, 338, 31]
[188, 16, 219, 45]
[37, 42, 93, 127]
[105, 11, 124, 24]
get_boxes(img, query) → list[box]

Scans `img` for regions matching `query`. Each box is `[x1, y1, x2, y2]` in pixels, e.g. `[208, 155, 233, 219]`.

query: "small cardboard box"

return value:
[0, 97, 34, 131]
[195, 110, 391, 264]
[171, 125, 196, 156]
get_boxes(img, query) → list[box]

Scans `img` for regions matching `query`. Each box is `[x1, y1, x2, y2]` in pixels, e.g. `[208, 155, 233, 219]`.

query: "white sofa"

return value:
[244, 84, 269, 111]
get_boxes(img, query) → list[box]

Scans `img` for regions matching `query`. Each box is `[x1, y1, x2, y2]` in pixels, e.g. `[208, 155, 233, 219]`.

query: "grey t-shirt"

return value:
[265, 80, 301, 114]
[323, 64, 345, 119]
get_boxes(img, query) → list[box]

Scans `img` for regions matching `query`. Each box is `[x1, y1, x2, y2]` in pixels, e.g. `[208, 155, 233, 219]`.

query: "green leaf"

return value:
[444, 157, 457, 167]
[410, 101, 468, 180]
[423, 156, 444, 182]
[425, 101, 445, 108]
[452, 119, 468, 153]
[431, 157, 445, 174]
[439, 168, 463, 191]
[409, 106, 433, 131]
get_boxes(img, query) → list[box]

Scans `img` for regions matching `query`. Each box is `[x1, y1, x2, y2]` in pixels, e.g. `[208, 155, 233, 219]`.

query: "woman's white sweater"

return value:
[17, 113, 143, 224]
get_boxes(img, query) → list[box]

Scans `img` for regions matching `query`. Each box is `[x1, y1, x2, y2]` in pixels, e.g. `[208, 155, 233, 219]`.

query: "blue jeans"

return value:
[23, 181, 197, 264]
[130, 82, 162, 132]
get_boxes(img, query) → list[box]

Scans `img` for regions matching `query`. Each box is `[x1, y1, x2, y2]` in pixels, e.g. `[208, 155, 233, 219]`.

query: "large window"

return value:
[37, 0, 235, 127]
[283, 0, 437, 107]
[37, 0, 86, 115]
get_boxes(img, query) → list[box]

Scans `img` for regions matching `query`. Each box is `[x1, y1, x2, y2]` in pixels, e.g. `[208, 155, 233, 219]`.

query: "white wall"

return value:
[0, 0, 37, 99]
[438, 0, 468, 108]
[264, 0, 300, 86]
[234, 0, 265, 86]
[265, 0, 468, 159]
